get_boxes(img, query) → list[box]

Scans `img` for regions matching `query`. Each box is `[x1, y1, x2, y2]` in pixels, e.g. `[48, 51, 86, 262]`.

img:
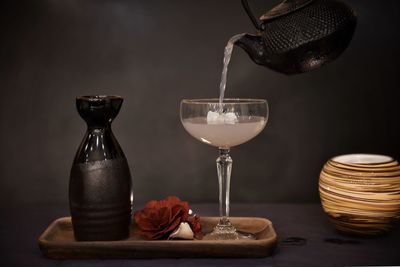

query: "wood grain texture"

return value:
[38, 217, 277, 259]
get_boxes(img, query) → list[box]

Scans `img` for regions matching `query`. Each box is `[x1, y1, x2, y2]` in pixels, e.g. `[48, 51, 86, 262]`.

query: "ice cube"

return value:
[207, 111, 238, 124]
[224, 112, 238, 124]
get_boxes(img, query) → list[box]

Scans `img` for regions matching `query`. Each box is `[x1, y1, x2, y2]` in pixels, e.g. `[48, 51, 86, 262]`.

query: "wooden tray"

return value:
[38, 216, 277, 259]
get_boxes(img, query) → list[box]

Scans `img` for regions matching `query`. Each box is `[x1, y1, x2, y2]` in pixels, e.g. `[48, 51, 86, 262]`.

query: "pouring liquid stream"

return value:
[218, 33, 246, 113]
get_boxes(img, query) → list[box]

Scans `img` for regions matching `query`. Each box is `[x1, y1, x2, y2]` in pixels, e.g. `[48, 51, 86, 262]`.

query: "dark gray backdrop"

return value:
[1, 0, 400, 207]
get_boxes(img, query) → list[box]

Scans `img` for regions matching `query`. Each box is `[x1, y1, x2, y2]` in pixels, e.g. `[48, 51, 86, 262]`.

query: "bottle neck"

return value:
[85, 118, 113, 129]
[73, 125, 124, 163]
[87, 124, 111, 131]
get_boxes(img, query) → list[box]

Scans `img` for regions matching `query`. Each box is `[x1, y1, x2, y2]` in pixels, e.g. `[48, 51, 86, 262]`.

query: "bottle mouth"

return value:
[77, 95, 122, 101]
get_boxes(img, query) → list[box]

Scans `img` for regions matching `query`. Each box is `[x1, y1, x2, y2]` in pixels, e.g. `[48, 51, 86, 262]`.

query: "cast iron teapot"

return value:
[235, 0, 357, 75]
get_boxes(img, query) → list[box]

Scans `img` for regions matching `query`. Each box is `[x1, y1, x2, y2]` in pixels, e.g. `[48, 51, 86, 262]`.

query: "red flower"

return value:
[134, 196, 192, 240]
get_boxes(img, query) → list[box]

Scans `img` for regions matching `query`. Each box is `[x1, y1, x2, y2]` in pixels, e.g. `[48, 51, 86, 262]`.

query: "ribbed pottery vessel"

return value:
[319, 154, 400, 236]
[69, 95, 132, 241]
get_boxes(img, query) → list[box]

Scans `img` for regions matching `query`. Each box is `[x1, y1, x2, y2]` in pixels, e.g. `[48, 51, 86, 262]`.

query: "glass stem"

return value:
[217, 148, 233, 227]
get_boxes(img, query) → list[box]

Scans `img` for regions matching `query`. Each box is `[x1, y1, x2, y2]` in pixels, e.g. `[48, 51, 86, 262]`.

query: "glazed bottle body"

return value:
[69, 96, 132, 241]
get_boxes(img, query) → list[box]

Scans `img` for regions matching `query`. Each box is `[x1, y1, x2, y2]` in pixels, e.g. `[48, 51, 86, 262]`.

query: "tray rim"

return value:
[38, 216, 278, 258]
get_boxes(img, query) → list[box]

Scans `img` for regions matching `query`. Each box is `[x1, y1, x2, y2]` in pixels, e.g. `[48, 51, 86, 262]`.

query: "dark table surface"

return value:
[1, 203, 400, 267]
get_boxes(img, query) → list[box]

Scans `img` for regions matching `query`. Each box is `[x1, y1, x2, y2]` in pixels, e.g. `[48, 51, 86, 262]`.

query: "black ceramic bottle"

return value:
[69, 95, 132, 241]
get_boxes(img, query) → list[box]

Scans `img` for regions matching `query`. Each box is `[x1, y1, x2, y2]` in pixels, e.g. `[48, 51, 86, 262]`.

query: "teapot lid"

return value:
[260, 0, 314, 21]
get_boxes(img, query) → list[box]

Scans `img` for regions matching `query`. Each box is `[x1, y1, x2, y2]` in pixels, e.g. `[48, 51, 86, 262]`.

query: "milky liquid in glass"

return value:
[182, 116, 266, 148]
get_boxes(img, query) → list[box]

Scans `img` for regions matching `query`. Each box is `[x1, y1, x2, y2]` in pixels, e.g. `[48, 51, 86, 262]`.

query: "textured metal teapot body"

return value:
[236, 0, 357, 75]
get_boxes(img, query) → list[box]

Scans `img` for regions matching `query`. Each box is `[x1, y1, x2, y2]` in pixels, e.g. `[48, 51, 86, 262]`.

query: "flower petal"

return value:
[133, 196, 200, 240]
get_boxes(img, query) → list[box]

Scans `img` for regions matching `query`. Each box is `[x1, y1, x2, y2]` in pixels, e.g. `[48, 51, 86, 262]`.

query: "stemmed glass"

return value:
[180, 99, 269, 240]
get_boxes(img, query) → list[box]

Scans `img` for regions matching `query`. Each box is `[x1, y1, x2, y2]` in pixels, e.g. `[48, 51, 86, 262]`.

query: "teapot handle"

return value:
[241, 0, 264, 31]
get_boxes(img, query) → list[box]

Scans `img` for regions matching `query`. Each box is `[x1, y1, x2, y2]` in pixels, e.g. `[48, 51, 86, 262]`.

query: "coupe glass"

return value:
[180, 99, 269, 240]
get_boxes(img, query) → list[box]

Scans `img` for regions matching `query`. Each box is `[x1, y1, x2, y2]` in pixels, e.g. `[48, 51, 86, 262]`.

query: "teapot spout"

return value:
[235, 34, 268, 66]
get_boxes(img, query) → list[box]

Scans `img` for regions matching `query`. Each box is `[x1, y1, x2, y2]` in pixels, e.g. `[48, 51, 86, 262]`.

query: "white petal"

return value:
[169, 222, 194, 240]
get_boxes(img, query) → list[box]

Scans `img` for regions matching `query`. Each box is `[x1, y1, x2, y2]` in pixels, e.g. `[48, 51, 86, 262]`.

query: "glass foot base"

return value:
[203, 231, 256, 240]
[203, 222, 256, 240]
